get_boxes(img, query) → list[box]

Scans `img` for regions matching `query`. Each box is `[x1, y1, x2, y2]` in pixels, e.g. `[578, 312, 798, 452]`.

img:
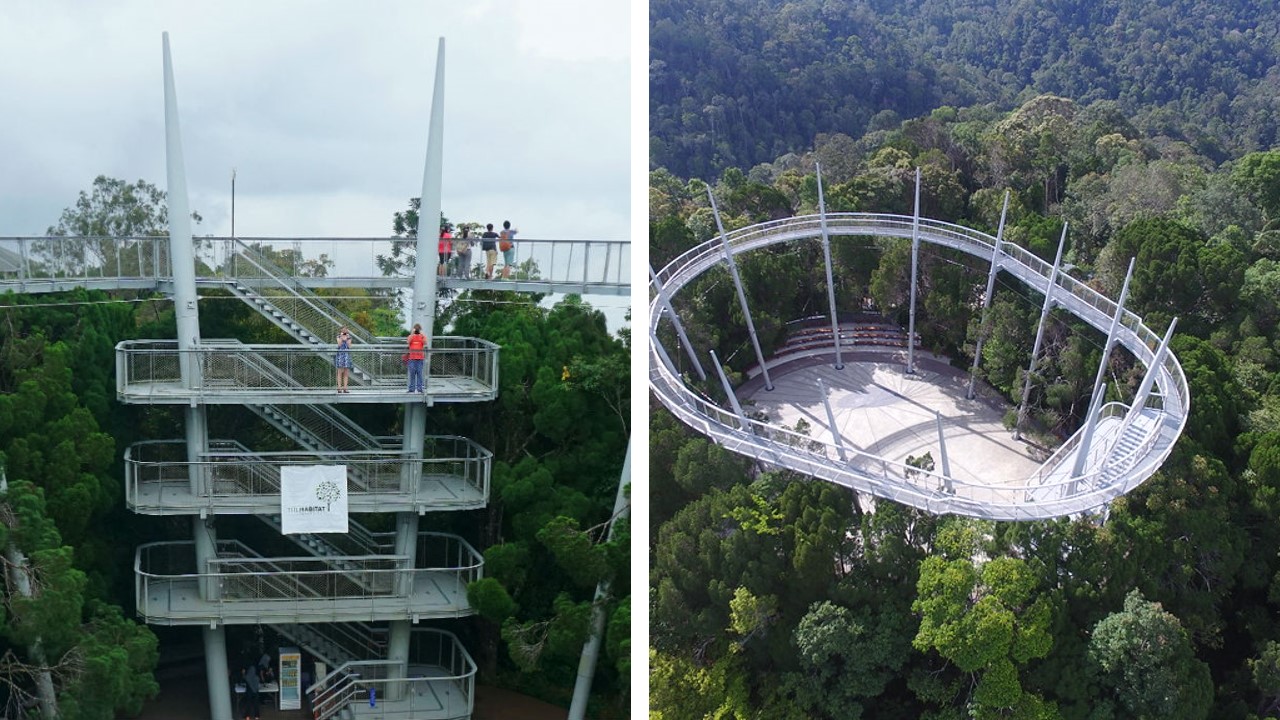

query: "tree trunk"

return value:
[3, 542, 59, 717]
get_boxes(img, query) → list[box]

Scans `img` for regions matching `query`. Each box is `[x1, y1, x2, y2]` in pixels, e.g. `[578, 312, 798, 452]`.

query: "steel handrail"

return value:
[309, 629, 475, 720]
[116, 337, 500, 398]
[0, 235, 628, 289]
[650, 212, 1190, 520]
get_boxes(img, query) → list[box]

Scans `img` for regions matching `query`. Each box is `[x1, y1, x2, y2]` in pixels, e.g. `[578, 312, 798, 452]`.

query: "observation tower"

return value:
[649, 166, 1188, 522]
[0, 36, 629, 719]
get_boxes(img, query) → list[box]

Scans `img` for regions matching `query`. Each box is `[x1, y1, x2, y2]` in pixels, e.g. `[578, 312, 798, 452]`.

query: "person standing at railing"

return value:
[335, 327, 353, 393]
[406, 323, 428, 393]
[454, 227, 473, 279]
[437, 225, 453, 277]
[499, 219, 518, 279]
[481, 223, 499, 279]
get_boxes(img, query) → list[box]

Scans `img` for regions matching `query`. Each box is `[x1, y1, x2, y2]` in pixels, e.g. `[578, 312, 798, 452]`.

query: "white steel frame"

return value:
[649, 212, 1189, 521]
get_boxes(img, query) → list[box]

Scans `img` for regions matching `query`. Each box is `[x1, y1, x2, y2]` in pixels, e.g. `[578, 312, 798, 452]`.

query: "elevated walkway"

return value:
[135, 534, 480, 626]
[650, 212, 1189, 520]
[0, 235, 629, 297]
[126, 438, 489, 515]
[116, 337, 499, 405]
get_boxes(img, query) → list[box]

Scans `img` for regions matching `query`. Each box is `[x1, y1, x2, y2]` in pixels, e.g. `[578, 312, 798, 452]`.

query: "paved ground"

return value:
[743, 352, 1046, 496]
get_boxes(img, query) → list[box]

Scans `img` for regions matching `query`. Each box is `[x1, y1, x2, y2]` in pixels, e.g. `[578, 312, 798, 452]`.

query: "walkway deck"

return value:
[130, 473, 486, 515]
[139, 572, 470, 626]
[650, 212, 1189, 520]
[118, 377, 496, 405]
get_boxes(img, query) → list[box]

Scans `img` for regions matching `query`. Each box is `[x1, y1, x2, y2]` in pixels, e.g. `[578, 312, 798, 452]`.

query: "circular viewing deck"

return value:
[649, 213, 1189, 521]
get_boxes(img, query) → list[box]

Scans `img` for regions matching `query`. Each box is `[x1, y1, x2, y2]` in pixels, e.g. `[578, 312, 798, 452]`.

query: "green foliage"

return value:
[483, 542, 531, 591]
[467, 577, 518, 623]
[605, 597, 629, 676]
[784, 600, 912, 718]
[649, 648, 752, 720]
[57, 603, 161, 720]
[649, 21, 1280, 716]
[1088, 589, 1212, 719]
[913, 552, 1057, 716]
[535, 516, 610, 590]
[653, 0, 1280, 179]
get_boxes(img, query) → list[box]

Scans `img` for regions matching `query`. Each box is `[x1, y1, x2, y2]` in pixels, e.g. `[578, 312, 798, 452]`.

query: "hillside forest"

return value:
[650, 4, 1280, 716]
[0, 178, 630, 718]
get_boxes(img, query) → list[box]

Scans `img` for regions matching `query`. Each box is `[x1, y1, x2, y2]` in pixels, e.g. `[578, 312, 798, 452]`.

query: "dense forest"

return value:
[0, 179, 630, 717]
[651, 0, 1280, 179]
[649, 5, 1280, 717]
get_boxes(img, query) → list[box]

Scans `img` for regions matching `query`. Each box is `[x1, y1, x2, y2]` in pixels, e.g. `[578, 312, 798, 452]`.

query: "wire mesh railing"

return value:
[226, 240, 375, 345]
[247, 401, 385, 453]
[309, 629, 476, 720]
[116, 337, 500, 401]
[0, 235, 628, 293]
[124, 437, 490, 512]
[269, 621, 389, 671]
[649, 212, 1189, 520]
[135, 534, 482, 620]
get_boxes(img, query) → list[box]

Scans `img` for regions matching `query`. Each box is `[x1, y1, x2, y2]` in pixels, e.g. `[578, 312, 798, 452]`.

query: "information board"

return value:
[278, 647, 302, 711]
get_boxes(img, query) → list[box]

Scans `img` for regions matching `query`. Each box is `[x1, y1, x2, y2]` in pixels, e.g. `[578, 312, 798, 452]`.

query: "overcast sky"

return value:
[0, 1, 630, 243]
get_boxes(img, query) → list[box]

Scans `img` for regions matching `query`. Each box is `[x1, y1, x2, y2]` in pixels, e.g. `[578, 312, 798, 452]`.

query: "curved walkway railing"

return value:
[650, 213, 1189, 520]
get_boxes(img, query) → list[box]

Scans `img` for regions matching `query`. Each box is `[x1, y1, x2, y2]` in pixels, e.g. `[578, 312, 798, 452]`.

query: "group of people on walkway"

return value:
[437, 220, 518, 280]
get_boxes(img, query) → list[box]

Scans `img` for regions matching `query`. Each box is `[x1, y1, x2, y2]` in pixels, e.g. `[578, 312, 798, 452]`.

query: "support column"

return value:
[708, 187, 773, 391]
[935, 411, 953, 493]
[816, 378, 848, 462]
[163, 32, 230, 720]
[1015, 224, 1068, 440]
[567, 441, 631, 720]
[652, 334, 681, 379]
[1068, 384, 1110, 497]
[649, 264, 706, 381]
[1128, 318, 1179, 417]
[906, 167, 922, 374]
[391, 36, 447, 696]
[967, 191, 1011, 399]
[816, 162, 843, 369]
[710, 350, 752, 431]
[1071, 258, 1135, 478]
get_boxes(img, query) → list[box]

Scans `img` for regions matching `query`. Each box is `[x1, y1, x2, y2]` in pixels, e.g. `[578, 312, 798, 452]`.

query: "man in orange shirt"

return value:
[406, 323, 428, 393]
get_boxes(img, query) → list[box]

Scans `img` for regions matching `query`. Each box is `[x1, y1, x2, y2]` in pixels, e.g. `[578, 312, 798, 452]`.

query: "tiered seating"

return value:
[775, 319, 917, 359]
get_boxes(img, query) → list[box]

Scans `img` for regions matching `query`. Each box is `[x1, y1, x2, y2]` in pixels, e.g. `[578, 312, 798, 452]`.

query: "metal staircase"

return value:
[222, 239, 377, 346]
[118, 241, 490, 717]
[268, 621, 388, 671]
[246, 401, 386, 453]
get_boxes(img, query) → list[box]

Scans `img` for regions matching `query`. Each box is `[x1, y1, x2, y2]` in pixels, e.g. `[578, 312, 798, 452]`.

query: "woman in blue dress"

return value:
[335, 327, 353, 392]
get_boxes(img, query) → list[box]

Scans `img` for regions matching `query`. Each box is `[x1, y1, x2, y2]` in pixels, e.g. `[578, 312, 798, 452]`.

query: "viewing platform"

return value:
[308, 630, 476, 720]
[650, 210, 1189, 520]
[125, 437, 490, 515]
[0, 235, 629, 296]
[116, 337, 499, 405]
[135, 534, 481, 626]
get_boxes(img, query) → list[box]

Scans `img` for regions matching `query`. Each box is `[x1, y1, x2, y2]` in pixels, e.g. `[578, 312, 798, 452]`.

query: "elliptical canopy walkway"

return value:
[649, 213, 1189, 521]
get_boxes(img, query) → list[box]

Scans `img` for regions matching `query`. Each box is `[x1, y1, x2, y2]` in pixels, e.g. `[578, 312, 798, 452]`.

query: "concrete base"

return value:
[743, 353, 1044, 493]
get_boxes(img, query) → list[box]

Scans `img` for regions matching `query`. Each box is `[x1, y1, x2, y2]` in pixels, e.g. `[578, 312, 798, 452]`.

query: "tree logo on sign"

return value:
[315, 480, 342, 511]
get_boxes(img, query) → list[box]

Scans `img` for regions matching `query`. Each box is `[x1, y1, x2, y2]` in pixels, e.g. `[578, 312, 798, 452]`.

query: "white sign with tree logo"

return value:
[280, 465, 348, 534]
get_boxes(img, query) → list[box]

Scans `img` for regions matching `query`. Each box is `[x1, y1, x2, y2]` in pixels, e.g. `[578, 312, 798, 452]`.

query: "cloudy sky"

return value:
[0, 1, 631, 243]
